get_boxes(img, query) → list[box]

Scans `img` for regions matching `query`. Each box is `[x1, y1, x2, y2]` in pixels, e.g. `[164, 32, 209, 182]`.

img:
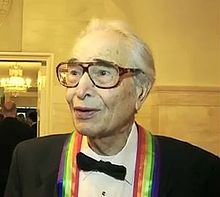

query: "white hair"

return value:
[76, 18, 155, 89]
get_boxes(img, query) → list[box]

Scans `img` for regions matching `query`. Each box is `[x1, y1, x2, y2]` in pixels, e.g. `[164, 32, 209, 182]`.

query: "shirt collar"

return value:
[81, 122, 138, 184]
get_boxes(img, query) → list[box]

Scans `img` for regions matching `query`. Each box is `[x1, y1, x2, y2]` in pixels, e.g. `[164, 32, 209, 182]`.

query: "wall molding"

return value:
[149, 85, 220, 107]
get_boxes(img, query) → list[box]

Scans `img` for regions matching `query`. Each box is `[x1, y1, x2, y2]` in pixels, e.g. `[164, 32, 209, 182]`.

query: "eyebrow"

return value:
[67, 58, 78, 63]
[93, 58, 114, 64]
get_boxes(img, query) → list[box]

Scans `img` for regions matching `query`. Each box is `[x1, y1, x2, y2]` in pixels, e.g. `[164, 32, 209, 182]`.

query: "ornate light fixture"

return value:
[0, 64, 31, 96]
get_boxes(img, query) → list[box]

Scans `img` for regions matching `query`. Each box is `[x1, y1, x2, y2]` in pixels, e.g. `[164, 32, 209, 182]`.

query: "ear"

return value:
[135, 83, 151, 112]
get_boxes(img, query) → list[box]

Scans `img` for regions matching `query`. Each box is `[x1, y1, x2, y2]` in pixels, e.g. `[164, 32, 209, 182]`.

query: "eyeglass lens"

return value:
[58, 61, 120, 88]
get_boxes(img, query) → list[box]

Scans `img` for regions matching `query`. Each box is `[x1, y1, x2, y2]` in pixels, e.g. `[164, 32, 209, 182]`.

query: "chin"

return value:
[77, 129, 98, 138]
[74, 123, 96, 137]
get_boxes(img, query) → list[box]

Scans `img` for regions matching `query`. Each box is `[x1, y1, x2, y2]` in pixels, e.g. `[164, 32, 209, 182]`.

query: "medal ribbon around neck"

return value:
[57, 125, 160, 197]
[57, 132, 82, 197]
[133, 125, 160, 197]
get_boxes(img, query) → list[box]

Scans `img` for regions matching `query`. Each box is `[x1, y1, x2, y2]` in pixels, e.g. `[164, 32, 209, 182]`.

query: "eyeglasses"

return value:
[56, 58, 143, 89]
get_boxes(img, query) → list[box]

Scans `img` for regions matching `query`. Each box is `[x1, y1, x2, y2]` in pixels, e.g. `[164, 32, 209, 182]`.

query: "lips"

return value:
[74, 106, 100, 119]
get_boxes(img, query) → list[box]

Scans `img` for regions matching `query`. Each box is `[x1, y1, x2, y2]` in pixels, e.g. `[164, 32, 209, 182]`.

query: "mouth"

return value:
[74, 106, 100, 120]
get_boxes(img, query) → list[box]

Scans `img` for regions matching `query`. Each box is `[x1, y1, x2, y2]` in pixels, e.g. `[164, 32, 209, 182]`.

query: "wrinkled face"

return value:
[66, 31, 139, 137]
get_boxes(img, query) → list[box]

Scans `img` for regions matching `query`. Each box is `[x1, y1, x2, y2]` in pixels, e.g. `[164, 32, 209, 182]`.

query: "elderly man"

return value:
[5, 19, 220, 197]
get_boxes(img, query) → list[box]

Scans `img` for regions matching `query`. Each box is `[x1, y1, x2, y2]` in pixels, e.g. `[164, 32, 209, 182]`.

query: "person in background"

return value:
[5, 19, 220, 197]
[17, 113, 26, 124]
[0, 113, 3, 121]
[27, 111, 37, 137]
[0, 100, 35, 196]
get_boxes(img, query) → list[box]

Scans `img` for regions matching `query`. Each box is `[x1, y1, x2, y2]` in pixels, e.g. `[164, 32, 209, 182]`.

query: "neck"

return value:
[87, 122, 134, 156]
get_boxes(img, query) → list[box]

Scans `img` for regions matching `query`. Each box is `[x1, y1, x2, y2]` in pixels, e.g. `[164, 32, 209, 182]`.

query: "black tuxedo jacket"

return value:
[4, 133, 220, 197]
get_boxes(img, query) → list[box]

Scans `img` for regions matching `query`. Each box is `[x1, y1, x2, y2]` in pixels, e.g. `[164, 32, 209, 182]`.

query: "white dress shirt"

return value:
[79, 123, 138, 197]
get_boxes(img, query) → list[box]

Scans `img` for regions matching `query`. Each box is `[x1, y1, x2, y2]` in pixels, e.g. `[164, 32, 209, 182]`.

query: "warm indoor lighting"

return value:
[0, 64, 31, 96]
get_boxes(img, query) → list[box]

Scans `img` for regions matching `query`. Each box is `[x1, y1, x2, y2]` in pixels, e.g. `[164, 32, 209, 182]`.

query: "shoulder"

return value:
[155, 135, 220, 163]
[11, 133, 70, 173]
[16, 133, 70, 152]
[13, 133, 70, 163]
[153, 135, 220, 195]
[155, 135, 220, 184]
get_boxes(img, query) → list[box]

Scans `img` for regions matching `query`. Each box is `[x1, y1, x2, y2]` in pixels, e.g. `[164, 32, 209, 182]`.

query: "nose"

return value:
[75, 72, 95, 99]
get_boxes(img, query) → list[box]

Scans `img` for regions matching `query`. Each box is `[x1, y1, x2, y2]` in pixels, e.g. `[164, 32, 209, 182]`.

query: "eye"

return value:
[68, 66, 82, 76]
[98, 70, 111, 76]
[70, 69, 79, 75]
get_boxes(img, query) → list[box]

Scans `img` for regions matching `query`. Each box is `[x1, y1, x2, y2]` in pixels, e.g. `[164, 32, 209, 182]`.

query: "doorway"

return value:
[0, 52, 53, 136]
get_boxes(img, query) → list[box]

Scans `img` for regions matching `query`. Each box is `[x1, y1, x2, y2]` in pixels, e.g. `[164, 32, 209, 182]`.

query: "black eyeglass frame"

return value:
[56, 58, 143, 89]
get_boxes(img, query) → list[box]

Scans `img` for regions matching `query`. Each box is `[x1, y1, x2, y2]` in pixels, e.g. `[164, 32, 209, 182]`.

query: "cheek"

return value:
[104, 83, 136, 113]
[65, 88, 75, 104]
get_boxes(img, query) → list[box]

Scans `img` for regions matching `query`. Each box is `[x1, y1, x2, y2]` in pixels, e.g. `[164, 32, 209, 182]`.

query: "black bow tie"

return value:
[76, 152, 126, 180]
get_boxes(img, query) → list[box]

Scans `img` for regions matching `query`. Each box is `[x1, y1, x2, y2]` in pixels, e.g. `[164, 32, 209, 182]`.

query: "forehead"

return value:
[72, 31, 132, 68]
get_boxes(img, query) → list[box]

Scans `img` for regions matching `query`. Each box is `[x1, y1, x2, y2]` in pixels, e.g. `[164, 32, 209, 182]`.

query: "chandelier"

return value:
[0, 64, 31, 95]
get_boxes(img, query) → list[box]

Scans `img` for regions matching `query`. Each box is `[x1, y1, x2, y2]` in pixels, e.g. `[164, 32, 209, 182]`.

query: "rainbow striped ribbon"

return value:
[133, 125, 160, 197]
[57, 132, 82, 197]
[57, 125, 159, 197]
